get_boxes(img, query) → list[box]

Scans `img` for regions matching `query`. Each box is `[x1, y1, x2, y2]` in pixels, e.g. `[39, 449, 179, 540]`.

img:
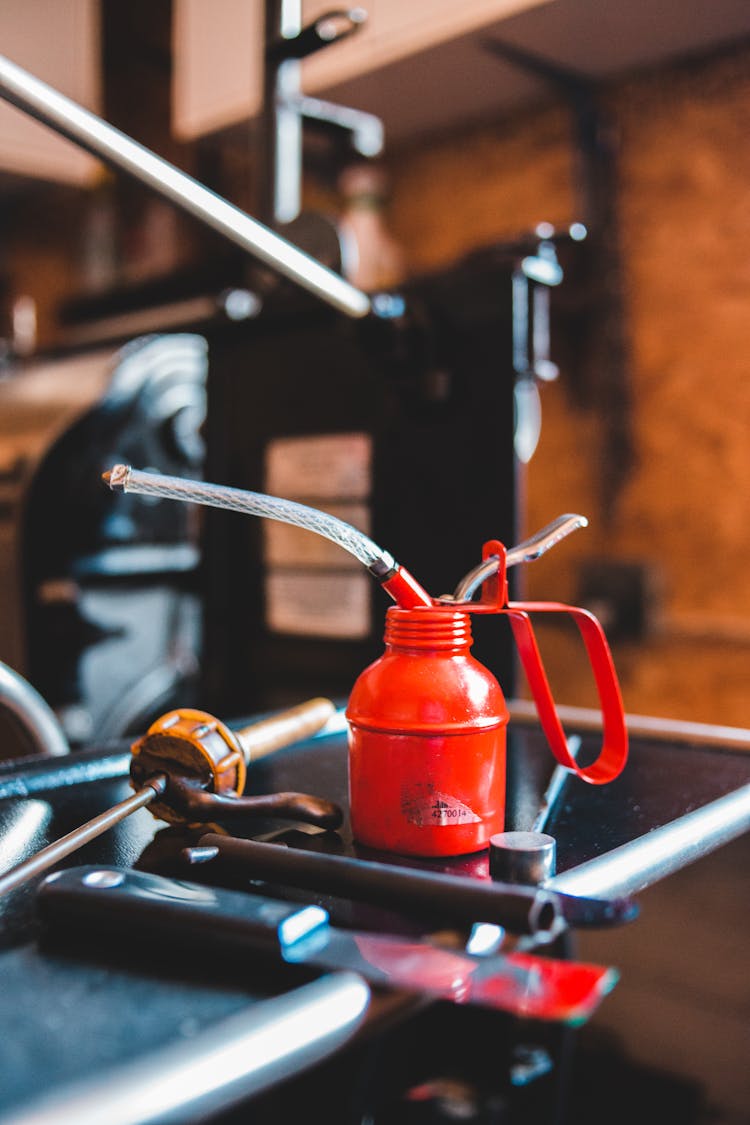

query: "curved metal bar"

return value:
[0, 973, 371, 1125]
[0, 662, 69, 760]
[547, 781, 750, 899]
[0, 53, 371, 319]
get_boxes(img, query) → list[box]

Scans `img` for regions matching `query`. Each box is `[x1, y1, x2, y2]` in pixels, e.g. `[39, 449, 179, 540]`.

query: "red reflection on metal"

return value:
[353, 935, 617, 1024]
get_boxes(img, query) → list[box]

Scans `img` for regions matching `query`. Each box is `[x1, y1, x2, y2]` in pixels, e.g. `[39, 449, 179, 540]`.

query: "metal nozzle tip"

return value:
[102, 464, 130, 491]
[181, 845, 220, 866]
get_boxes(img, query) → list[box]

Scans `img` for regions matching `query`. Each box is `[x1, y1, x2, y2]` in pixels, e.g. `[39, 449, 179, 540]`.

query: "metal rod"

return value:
[532, 734, 581, 834]
[0, 53, 371, 319]
[0, 972, 370, 1125]
[193, 832, 561, 938]
[508, 698, 750, 754]
[448, 514, 587, 603]
[261, 0, 303, 224]
[547, 781, 750, 899]
[0, 660, 69, 759]
[0, 776, 166, 896]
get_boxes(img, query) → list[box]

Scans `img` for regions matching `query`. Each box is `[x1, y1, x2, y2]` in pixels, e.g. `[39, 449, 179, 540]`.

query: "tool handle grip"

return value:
[38, 866, 330, 956]
[504, 603, 628, 784]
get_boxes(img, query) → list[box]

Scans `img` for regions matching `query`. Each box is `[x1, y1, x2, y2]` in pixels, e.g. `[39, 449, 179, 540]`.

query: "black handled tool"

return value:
[38, 867, 618, 1026]
[185, 833, 638, 932]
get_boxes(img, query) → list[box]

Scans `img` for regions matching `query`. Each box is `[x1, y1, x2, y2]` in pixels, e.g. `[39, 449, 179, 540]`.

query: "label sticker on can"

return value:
[401, 785, 482, 827]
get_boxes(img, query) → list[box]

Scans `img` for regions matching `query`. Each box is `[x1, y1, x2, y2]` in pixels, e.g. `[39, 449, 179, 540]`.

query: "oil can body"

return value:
[347, 608, 508, 857]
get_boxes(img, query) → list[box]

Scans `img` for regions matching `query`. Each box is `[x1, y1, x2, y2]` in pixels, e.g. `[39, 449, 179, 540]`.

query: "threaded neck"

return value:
[384, 607, 473, 651]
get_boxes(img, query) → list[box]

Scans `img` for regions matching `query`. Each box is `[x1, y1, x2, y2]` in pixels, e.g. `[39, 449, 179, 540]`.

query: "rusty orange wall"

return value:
[385, 43, 750, 726]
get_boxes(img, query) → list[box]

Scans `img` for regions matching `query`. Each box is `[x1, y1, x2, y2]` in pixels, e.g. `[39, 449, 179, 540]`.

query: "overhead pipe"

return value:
[0, 53, 371, 319]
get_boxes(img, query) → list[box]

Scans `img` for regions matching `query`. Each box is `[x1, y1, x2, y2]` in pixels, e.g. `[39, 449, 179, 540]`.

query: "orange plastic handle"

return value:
[503, 602, 628, 784]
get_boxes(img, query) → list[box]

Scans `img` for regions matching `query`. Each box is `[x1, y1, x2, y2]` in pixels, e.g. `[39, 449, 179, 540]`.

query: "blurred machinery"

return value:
[201, 235, 566, 715]
[0, 334, 206, 747]
[53, 228, 566, 720]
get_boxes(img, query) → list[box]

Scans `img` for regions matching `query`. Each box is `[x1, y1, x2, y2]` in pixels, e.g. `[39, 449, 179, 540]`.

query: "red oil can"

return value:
[347, 537, 628, 858]
[103, 465, 627, 861]
[347, 607, 508, 857]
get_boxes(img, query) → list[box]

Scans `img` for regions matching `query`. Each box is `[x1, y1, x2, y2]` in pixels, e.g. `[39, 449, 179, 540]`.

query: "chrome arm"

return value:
[547, 782, 750, 899]
[0, 662, 69, 759]
[0, 54, 370, 319]
[446, 513, 588, 603]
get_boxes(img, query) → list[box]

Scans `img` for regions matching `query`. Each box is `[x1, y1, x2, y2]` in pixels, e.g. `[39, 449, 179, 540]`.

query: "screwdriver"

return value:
[0, 697, 338, 897]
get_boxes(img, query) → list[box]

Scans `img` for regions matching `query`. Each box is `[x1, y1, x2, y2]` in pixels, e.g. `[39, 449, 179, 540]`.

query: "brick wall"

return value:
[385, 42, 750, 725]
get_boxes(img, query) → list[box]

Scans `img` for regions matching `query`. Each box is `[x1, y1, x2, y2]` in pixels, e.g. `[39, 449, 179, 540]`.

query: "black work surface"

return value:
[0, 722, 748, 1119]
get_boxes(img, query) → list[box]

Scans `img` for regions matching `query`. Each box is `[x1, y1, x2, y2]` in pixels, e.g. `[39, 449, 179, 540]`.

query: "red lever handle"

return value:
[503, 602, 628, 784]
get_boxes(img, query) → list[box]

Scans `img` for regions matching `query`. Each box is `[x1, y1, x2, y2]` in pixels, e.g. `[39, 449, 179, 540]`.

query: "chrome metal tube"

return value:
[447, 514, 588, 603]
[547, 781, 750, 899]
[0, 54, 370, 319]
[531, 735, 581, 834]
[0, 973, 370, 1125]
[0, 778, 165, 896]
[508, 697, 750, 754]
[0, 661, 69, 760]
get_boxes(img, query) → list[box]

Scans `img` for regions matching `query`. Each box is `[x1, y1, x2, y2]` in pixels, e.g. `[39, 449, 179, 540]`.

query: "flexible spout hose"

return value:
[103, 465, 397, 576]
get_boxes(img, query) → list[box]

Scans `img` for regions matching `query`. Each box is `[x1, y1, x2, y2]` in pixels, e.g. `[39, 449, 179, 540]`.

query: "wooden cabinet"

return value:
[171, 0, 551, 141]
[172, 0, 750, 146]
[0, 0, 101, 185]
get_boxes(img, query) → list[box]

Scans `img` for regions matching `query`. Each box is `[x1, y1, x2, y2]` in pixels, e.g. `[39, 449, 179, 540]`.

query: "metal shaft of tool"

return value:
[193, 833, 561, 938]
[0, 776, 166, 897]
[532, 735, 582, 834]
[0, 54, 371, 319]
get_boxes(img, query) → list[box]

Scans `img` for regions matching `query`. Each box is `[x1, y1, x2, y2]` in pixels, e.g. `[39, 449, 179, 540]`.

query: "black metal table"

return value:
[0, 718, 747, 1123]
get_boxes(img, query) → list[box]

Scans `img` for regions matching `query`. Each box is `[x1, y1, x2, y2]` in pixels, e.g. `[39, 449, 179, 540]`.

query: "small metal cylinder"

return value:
[489, 831, 557, 885]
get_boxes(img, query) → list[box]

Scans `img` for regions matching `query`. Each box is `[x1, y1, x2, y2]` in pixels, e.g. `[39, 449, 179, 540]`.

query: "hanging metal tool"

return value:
[261, 1, 382, 226]
[0, 698, 341, 897]
[484, 38, 634, 515]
